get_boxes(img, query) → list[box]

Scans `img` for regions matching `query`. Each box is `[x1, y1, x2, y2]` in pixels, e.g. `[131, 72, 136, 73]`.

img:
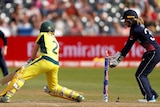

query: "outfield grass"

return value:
[0, 67, 160, 107]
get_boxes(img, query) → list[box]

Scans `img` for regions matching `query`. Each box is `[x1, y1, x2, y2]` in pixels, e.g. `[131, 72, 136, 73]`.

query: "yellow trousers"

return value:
[0, 56, 82, 101]
[22, 56, 59, 90]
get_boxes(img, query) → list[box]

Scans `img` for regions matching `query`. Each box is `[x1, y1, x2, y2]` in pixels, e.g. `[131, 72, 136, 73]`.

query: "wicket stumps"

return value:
[103, 51, 109, 102]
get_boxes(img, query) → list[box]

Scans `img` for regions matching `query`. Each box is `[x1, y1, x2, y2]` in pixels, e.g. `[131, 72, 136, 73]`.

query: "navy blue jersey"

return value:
[120, 24, 160, 57]
[0, 30, 8, 47]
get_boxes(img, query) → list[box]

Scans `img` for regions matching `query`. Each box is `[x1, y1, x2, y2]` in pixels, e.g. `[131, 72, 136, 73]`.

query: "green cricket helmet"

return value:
[40, 21, 54, 32]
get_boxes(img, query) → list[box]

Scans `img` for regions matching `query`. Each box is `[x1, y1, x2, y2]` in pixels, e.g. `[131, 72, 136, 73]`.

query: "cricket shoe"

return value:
[0, 96, 10, 103]
[43, 86, 50, 93]
[154, 94, 159, 99]
[77, 94, 85, 102]
[138, 95, 156, 103]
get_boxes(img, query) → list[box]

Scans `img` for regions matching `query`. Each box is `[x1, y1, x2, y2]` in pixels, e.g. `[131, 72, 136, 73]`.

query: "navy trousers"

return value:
[135, 50, 160, 100]
[0, 48, 9, 76]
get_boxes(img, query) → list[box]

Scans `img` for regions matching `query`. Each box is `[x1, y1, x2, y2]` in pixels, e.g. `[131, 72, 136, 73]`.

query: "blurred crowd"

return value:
[0, 0, 160, 37]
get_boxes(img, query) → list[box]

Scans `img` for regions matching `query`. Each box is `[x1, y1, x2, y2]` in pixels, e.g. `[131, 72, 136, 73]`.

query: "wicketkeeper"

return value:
[109, 9, 160, 102]
[0, 21, 84, 103]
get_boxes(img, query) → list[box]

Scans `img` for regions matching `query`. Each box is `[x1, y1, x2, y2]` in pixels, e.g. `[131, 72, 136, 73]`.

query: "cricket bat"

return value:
[0, 67, 21, 85]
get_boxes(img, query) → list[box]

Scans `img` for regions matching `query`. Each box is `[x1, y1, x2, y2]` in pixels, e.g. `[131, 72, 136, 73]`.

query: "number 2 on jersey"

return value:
[52, 41, 58, 54]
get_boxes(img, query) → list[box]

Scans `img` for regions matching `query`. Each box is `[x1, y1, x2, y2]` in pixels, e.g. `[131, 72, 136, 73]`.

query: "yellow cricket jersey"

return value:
[36, 32, 59, 64]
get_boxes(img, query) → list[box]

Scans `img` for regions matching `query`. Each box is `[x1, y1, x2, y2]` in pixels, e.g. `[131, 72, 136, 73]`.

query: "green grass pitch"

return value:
[0, 67, 160, 106]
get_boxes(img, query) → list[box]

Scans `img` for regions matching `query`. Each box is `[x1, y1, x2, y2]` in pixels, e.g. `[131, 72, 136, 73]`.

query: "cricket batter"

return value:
[0, 21, 84, 103]
[0, 30, 9, 76]
[109, 10, 160, 102]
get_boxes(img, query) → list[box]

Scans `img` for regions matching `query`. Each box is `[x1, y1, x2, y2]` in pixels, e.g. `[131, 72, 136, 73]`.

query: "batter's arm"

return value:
[30, 43, 40, 60]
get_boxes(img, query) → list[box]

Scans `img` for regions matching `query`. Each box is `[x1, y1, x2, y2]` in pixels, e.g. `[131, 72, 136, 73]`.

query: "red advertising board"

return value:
[4, 36, 160, 67]
[57, 36, 145, 61]
[6, 36, 36, 60]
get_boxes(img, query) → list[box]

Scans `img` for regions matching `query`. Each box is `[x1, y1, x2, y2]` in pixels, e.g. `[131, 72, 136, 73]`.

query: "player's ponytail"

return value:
[135, 17, 144, 25]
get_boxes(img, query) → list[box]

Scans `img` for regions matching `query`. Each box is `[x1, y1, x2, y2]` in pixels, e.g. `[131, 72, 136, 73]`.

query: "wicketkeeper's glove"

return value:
[109, 52, 124, 68]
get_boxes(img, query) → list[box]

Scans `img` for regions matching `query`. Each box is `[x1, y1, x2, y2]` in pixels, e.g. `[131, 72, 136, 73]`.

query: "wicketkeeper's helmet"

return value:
[40, 21, 54, 32]
[122, 9, 138, 19]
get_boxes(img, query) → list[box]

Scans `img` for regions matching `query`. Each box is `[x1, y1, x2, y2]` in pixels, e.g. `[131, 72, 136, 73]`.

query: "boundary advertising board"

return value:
[4, 36, 160, 67]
